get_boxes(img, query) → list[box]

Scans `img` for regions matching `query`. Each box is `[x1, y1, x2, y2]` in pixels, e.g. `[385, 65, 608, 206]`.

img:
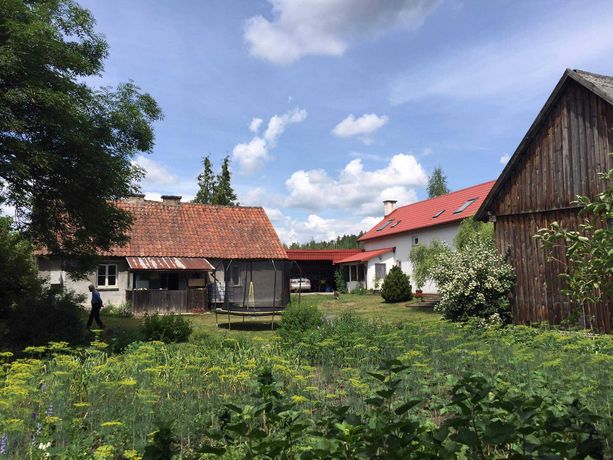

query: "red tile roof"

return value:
[286, 249, 363, 263]
[359, 181, 496, 242]
[335, 247, 395, 264]
[103, 201, 287, 259]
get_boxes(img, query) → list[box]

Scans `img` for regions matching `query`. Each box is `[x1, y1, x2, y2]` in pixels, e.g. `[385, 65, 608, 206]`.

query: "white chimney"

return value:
[383, 200, 397, 216]
[161, 195, 182, 205]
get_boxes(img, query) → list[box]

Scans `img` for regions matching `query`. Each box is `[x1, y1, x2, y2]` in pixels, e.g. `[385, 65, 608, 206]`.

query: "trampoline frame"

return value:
[211, 259, 303, 330]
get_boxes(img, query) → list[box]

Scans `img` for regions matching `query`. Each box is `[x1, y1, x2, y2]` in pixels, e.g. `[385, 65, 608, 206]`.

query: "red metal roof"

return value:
[359, 181, 496, 242]
[126, 257, 214, 271]
[335, 247, 395, 264]
[104, 201, 287, 259]
[286, 249, 363, 263]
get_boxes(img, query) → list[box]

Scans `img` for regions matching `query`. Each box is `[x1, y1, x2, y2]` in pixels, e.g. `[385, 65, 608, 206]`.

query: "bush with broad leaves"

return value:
[431, 238, 515, 323]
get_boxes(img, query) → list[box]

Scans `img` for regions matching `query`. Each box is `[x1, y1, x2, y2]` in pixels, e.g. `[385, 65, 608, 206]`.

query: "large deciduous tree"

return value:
[427, 166, 449, 198]
[0, 0, 162, 259]
[192, 155, 216, 204]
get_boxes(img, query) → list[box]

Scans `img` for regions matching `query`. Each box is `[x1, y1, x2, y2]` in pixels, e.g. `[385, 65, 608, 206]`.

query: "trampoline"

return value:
[212, 259, 302, 330]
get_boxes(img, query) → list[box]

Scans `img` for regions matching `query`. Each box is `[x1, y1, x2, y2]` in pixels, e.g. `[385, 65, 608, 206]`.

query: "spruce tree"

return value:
[192, 155, 216, 204]
[427, 166, 450, 198]
[212, 156, 238, 206]
[381, 265, 413, 302]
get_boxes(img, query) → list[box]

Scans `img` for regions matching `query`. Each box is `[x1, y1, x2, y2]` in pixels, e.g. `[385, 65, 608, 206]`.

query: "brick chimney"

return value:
[383, 200, 397, 216]
[161, 195, 182, 205]
[125, 194, 145, 204]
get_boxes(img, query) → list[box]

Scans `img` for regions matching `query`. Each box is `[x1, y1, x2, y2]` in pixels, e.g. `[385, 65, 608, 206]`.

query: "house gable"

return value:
[477, 69, 613, 220]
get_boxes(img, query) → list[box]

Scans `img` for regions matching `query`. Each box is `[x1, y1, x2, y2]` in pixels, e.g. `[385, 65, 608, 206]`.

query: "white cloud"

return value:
[285, 153, 427, 215]
[332, 113, 389, 140]
[249, 117, 263, 133]
[390, 2, 613, 105]
[245, 0, 438, 65]
[232, 107, 307, 174]
[499, 153, 511, 165]
[273, 211, 380, 244]
[132, 155, 180, 188]
[131, 156, 197, 201]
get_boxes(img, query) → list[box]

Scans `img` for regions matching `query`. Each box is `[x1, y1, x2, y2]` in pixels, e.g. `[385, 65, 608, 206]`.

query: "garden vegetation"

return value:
[1, 300, 610, 458]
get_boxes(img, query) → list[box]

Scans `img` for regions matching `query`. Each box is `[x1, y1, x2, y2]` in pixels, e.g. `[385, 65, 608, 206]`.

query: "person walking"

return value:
[87, 284, 105, 330]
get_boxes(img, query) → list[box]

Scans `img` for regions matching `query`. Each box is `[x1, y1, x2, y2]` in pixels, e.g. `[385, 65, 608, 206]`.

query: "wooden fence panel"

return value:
[127, 288, 208, 315]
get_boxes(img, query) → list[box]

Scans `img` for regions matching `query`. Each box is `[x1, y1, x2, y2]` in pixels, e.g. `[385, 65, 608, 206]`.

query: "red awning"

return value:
[334, 247, 395, 264]
[126, 257, 214, 271]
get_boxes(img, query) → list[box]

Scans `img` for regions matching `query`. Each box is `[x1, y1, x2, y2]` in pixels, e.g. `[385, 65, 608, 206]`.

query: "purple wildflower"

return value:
[0, 432, 7, 455]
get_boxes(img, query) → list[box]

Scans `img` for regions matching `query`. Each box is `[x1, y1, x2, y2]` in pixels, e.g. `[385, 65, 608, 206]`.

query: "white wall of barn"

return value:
[362, 222, 460, 293]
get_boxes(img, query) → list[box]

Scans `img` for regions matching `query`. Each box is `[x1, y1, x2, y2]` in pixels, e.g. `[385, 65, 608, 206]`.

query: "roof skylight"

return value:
[390, 220, 401, 228]
[433, 210, 445, 218]
[376, 219, 394, 231]
[454, 198, 477, 214]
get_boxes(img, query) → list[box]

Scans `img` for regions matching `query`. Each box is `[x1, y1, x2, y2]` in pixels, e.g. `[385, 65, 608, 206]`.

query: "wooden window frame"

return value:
[97, 264, 118, 287]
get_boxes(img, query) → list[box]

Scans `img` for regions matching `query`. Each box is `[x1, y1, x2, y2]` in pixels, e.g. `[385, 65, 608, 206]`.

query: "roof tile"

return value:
[359, 181, 495, 242]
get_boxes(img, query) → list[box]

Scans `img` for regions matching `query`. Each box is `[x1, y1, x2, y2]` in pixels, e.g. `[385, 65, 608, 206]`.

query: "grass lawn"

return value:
[103, 293, 438, 341]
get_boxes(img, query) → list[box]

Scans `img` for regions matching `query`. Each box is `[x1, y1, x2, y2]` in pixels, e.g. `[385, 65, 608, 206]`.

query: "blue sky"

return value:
[78, 0, 613, 243]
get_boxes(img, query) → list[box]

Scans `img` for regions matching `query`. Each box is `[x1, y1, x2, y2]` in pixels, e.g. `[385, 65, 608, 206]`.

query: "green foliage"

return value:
[104, 301, 133, 318]
[0, 217, 38, 315]
[287, 233, 363, 249]
[200, 360, 608, 459]
[211, 156, 238, 206]
[192, 155, 216, 204]
[0, 314, 611, 458]
[350, 282, 367, 295]
[141, 314, 192, 343]
[278, 303, 324, 345]
[535, 159, 613, 317]
[142, 420, 179, 460]
[454, 217, 495, 250]
[381, 265, 413, 303]
[427, 166, 450, 198]
[431, 238, 515, 323]
[0, 0, 162, 265]
[334, 269, 348, 293]
[7, 286, 86, 346]
[408, 240, 450, 290]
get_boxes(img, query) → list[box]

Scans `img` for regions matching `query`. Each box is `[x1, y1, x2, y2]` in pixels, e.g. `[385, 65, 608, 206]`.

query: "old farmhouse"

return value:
[475, 69, 613, 332]
[336, 181, 495, 292]
[37, 195, 290, 314]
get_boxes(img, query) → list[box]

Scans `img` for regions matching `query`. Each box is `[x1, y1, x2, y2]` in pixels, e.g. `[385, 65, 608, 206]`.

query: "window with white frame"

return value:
[375, 263, 386, 280]
[97, 264, 117, 287]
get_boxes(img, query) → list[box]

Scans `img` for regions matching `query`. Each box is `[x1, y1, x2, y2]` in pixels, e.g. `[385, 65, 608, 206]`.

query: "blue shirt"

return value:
[91, 289, 103, 306]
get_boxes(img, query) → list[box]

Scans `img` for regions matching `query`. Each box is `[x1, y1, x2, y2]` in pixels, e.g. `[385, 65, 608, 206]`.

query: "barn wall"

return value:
[492, 79, 613, 331]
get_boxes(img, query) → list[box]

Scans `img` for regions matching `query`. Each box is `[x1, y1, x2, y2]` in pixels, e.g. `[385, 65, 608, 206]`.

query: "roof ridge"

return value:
[572, 68, 613, 80]
[119, 200, 265, 210]
[393, 179, 496, 212]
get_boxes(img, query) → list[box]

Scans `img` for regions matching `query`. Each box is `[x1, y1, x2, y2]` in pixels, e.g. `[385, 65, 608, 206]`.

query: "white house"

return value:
[336, 181, 495, 293]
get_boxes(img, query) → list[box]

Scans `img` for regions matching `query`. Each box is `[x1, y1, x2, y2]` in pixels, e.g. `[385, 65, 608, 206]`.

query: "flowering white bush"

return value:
[431, 238, 515, 322]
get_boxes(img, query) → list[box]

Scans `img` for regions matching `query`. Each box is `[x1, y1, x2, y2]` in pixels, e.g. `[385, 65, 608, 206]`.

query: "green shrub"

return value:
[381, 265, 413, 302]
[408, 239, 450, 290]
[431, 237, 515, 322]
[334, 270, 347, 293]
[104, 301, 133, 318]
[278, 302, 324, 344]
[7, 286, 86, 346]
[141, 314, 192, 343]
[350, 282, 367, 295]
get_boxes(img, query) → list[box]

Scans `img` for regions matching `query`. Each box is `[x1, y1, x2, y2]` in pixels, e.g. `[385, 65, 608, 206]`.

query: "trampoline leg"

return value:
[228, 310, 231, 330]
[242, 315, 245, 324]
[215, 310, 218, 326]
[272, 311, 275, 330]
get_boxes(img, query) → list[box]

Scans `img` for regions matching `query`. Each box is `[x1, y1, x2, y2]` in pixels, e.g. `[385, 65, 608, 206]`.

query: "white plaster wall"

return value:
[37, 257, 130, 307]
[362, 223, 460, 293]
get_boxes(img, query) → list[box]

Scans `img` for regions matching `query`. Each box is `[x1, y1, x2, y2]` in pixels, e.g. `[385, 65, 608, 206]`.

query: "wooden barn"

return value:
[475, 69, 613, 331]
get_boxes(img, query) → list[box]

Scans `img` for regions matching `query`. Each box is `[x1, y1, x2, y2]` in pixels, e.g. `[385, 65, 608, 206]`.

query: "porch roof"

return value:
[126, 256, 214, 271]
[334, 247, 395, 264]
